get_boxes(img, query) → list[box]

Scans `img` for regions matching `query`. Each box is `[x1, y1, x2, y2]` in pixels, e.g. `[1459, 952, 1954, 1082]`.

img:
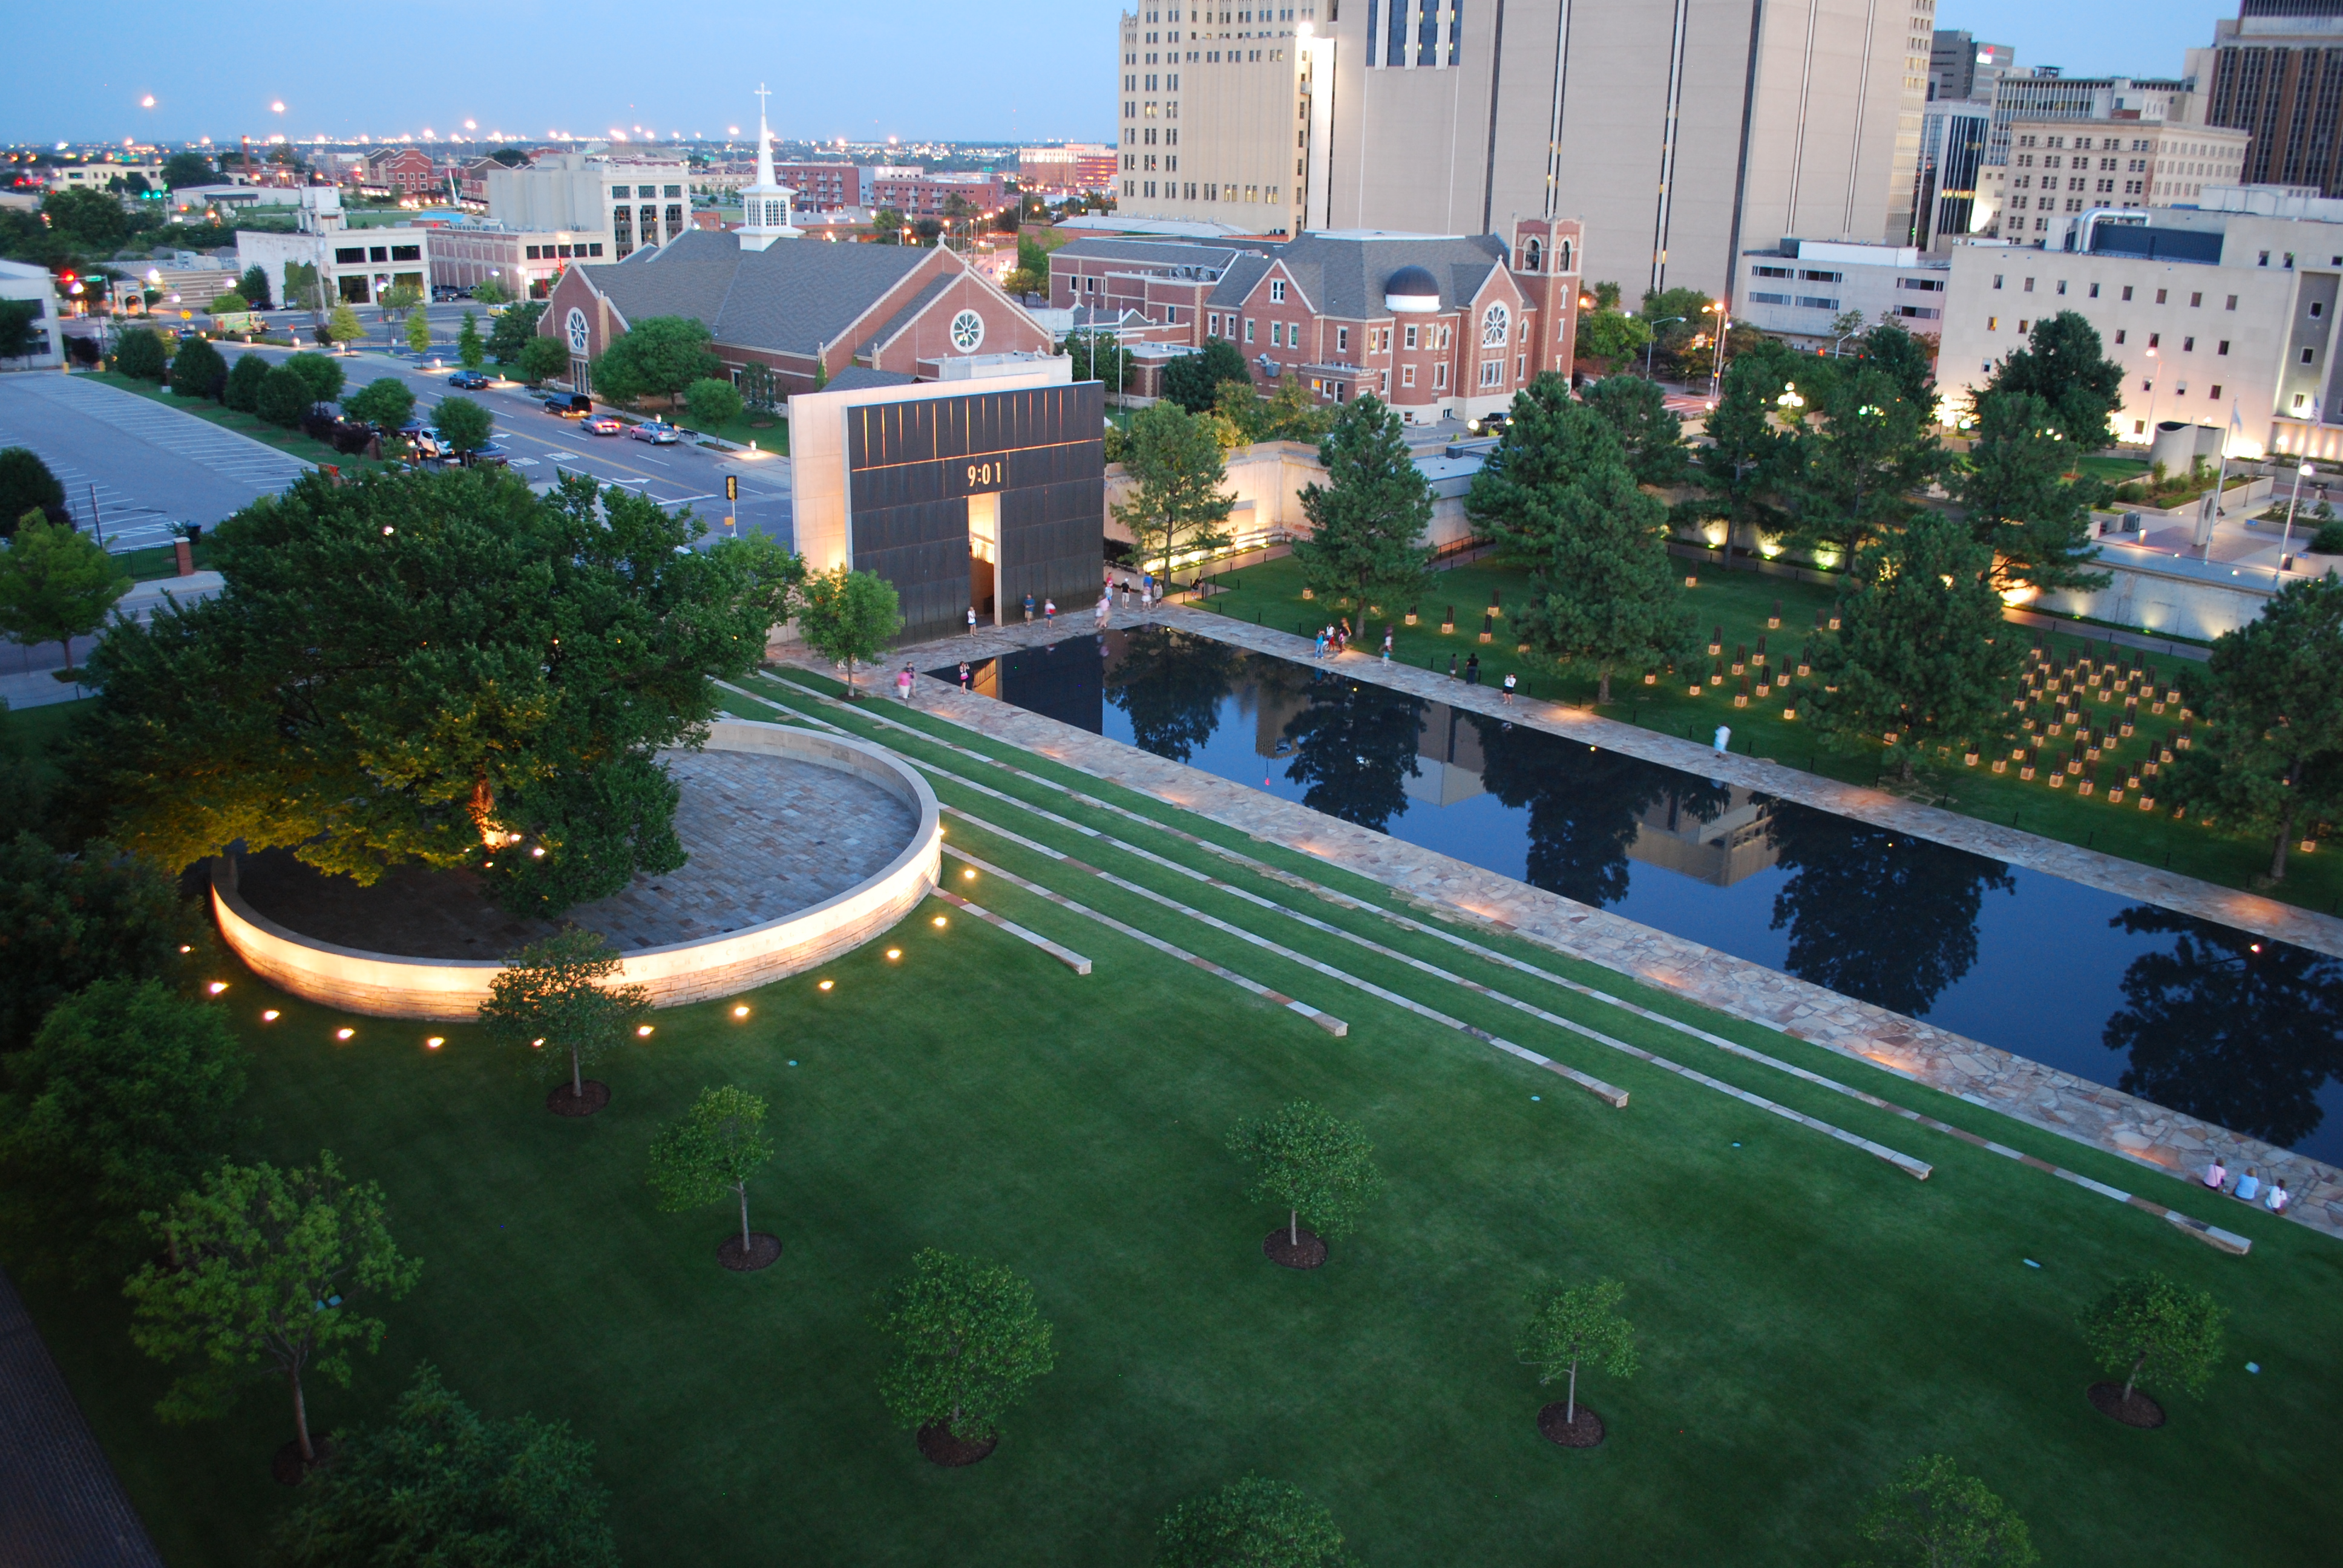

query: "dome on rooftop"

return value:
[1383, 264, 1440, 313]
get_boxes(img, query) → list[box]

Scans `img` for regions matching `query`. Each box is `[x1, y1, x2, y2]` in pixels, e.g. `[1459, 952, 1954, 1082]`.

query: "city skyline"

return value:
[7, 0, 2237, 148]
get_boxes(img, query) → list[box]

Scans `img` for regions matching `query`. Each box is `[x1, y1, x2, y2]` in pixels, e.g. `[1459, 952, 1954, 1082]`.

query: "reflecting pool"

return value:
[935, 627, 2343, 1163]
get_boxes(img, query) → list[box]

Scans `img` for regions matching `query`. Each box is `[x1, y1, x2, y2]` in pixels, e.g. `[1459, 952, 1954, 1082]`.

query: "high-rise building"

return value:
[1927, 30, 2013, 103]
[2206, 2, 2343, 198]
[1994, 118, 2250, 245]
[1983, 72, 2191, 171]
[1113, 1, 1933, 298]
[1916, 100, 1991, 245]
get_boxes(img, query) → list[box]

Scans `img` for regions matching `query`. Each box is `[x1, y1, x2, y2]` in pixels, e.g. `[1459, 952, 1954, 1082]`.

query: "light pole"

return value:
[1703, 300, 1729, 402]
[2139, 347, 2162, 455]
[2277, 459, 2314, 584]
[1644, 315, 1685, 379]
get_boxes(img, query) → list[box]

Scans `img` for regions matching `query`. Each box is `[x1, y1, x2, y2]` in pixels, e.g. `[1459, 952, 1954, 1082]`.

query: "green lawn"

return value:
[8, 679, 2329, 1566]
[1196, 554, 2343, 915]
[84, 370, 397, 477]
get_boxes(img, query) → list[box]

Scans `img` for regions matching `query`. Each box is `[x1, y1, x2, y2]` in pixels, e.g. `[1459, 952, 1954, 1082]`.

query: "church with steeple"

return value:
[736, 84, 802, 250]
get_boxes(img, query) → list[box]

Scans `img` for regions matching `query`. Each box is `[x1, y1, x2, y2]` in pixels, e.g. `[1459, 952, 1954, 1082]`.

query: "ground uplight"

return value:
[818, 979, 834, 991]
[886, 949, 902, 960]
[426, 1036, 444, 1049]
[637, 1025, 655, 1037]
[335, 1027, 354, 1040]
[207, 981, 228, 994]
[732, 1005, 750, 1018]
[932, 916, 947, 927]
[261, 1009, 280, 1022]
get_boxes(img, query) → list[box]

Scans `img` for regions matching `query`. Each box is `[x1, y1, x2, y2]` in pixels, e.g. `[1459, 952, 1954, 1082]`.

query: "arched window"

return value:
[1482, 303, 1509, 347]
[1557, 239, 1572, 273]
[1524, 237, 1542, 272]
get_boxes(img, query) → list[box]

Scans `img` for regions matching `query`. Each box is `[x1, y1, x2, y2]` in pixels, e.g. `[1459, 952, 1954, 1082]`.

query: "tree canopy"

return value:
[1293, 393, 1434, 616]
[1952, 390, 2108, 594]
[275, 1364, 619, 1568]
[2079, 1272, 2226, 1405]
[171, 334, 226, 400]
[488, 301, 548, 365]
[0, 446, 67, 534]
[1226, 1100, 1380, 1248]
[873, 1249, 1055, 1444]
[1989, 311, 2125, 446]
[1516, 1277, 1637, 1426]
[796, 566, 903, 695]
[1777, 364, 1944, 565]
[1113, 399, 1235, 587]
[2166, 574, 2343, 883]
[1155, 1476, 1361, 1568]
[434, 395, 494, 456]
[1468, 376, 1695, 703]
[342, 377, 416, 431]
[0, 514, 128, 676]
[647, 1084, 775, 1259]
[1848, 1455, 2039, 1568]
[125, 1151, 422, 1466]
[0, 834, 212, 1052]
[114, 326, 167, 381]
[1162, 338, 1252, 413]
[591, 316, 721, 404]
[72, 469, 806, 916]
[1579, 373, 1691, 488]
[479, 927, 649, 1106]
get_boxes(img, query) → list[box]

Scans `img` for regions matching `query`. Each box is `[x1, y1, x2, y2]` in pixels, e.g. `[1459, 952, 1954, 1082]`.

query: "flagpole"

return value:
[2197, 400, 2243, 562]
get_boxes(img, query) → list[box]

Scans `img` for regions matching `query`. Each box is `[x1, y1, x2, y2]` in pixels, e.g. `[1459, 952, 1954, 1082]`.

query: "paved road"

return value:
[0, 373, 310, 550]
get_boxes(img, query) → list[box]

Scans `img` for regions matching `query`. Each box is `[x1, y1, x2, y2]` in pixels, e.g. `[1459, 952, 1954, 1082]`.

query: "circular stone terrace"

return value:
[211, 722, 940, 1020]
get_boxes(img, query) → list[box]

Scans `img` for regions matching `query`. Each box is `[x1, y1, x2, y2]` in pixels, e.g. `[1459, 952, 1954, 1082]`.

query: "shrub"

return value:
[206, 290, 249, 314]
[516, 335, 568, 386]
[0, 447, 68, 535]
[2309, 521, 2343, 555]
[683, 376, 742, 429]
[256, 363, 315, 428]
[170, 335, 226, 400]
[341, 378, 415, 431]
[282, 350, 344, 405]
[221, 353, 270, 413]
[114, 327, 168, 381]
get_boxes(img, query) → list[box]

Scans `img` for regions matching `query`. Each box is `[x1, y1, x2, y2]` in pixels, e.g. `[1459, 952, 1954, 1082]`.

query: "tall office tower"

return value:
[2207, 2, 2343, 197]
[1984, 71, 2192, 170]
[1916, 99, 1990, 244]
[1115, 1, 1932, 298]
[1927, 30, 2013, 102]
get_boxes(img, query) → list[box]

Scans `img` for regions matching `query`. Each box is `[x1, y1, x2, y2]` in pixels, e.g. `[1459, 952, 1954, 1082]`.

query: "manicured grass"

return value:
[84, 370, 398, 477]
[8, 680, 2338, 1564]
[1196, 554, 2343, 916]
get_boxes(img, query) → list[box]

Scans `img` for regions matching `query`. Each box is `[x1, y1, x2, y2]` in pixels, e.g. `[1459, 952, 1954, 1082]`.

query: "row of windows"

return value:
[523, 242, 603, 260]
[1132, 6, 1314, 21]
[1126, 179, 1280, 203]
[2014, 134, 2152, 153]
[332, 244, 423, 264]
[1129, 154, 1180, 172]
[1749, 264, 1843, 283]
[606, 184, 682, 201]
[1994, 275, 2250, 307]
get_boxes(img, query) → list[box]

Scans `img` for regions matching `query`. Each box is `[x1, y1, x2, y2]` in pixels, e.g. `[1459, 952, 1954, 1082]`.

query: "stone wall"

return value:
[211, 720, 940, 1021]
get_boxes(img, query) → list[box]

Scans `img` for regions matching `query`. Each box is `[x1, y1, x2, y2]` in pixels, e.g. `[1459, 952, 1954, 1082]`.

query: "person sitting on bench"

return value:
[2232, 1166, 2263, 1204]
[2201, 1158, 2227, 1191]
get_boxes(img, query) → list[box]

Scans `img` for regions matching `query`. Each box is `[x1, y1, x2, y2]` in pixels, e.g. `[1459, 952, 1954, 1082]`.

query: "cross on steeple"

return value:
[754, 82, 770, 121]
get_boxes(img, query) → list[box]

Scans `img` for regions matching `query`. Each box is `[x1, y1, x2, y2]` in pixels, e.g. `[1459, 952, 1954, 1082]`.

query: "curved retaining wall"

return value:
[211, 720, 940, 1021]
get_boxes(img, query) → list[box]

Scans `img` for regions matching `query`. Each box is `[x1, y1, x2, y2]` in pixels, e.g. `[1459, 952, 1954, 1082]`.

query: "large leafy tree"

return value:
[478, 927, 649, 1111]
[256, 363, 314, 428]
[1516, 1277, 1637, 1429]
[1802, 512, 2020, 782]
[0, 835, 211, 1051]
[487, 300, 547, 365]
[223, 353, 270, 413]
[1161, 338, 1251, 413]
[125, 1152, 422, 1471]
[1113, 399, 1236, 589]
[1579, 373, 1689, 488]
[1468, 376, 1696, 704]
[275, 1364, 619, 1568]
[283, 350, 346, 405]
[1572, 309, 1650, 373]
[1848, 1455, 2039, 1568]
[171, 334, 226, 400]
[0, 446, 68, 534]
[237, 264, 273, 310]
[796, 566, 903, 696]
[1990, 310, 2126, 446]
[1953, 390, 2108, 593]
[2080, 1272, 2226, 1410]
[1156, 1477, 1360, 1568]
[517, 335, 569, 387]
[42, 188, 130, 251]
[1226, 1100, 1380, 1252]
[114, 326, 168, 381]
[2166, 575, 2343, 883]
[873, 1249, 1055, 1448]
[1293, 393, 1433, 615]
[590, 315, 721, 405]
[0, 515, 128, 678]
[433, 395, 494, 457]
[1778, 364, 1943, 564]
[342, 377, 415, 431]
[647, 1084, 776, 1264]
[160, 151, 216, 189]
[72, 469, 806, 917]
[1851, 319, 1938, 408]
[0, 979, 250, 1273]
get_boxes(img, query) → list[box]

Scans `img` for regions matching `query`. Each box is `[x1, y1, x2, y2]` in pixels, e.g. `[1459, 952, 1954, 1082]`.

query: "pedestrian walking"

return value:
[958, 661, 972, 690]
[1502, 671, 1518, 702]
[1712, 724, 1732, 755]
[1095, 592, 1110, 631]
[1024, 592, 1036, 624]
[1464, 652, 1481, 685]
[1381, 627, 1394, 661]
[895, 664, 916, 705]
[1044, 597, 1057, 627]
[966, 605, 978, 635]
[1313, 628, 1328, 659]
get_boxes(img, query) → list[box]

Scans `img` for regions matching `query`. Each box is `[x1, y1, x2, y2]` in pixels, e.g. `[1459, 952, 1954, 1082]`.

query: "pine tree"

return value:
[1954, 390, 2109, 594]
[1293, 393, 1433, 616]
[455, 310, 486, 371]
[1689, 348, 1798, 555]
[1467, 376, 1696, 703]
[1802, 512, 2020, 782]
[2167, 574, 2343, 883]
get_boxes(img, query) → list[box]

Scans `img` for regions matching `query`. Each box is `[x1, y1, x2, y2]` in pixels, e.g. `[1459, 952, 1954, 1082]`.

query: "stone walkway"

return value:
[0, 1266, 165, 1568]
[902, 604, 2343, 962]
[796, 632, 2343, 1244]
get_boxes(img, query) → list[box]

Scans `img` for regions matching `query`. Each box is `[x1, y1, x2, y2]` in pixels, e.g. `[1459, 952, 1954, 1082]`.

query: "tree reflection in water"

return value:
[1474, 717, 1728, 908]
[2102, 907, 2343, 1149]
[1280, 671, 1423, 833]
[1104, 627, 1243, 763]
[1766, 807, 2015, 1018]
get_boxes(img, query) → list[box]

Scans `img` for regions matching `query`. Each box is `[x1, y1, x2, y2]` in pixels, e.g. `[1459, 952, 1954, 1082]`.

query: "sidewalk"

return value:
[1, 571, 223, 710]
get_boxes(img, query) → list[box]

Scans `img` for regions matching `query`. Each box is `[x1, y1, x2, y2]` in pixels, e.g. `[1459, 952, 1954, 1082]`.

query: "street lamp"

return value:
[1643, 315, 1685, 379]
[1703, 300, 1729, 401]
[2140, 347, 2162, 448]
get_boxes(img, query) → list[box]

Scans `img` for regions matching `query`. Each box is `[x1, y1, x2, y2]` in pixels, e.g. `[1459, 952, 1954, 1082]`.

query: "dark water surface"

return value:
[934, 627, 2343, 1164]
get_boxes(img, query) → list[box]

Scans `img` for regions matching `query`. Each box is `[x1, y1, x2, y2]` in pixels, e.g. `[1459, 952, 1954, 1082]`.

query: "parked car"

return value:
[543, 394, 592, 418]
[583, 414, 624, 436]
[447, 369, 491, 390]
[398, 422, 445, 460]
[1465, 410, 1513, 438]
[628, 420, 680, 444]
[462, 443, 511, 468]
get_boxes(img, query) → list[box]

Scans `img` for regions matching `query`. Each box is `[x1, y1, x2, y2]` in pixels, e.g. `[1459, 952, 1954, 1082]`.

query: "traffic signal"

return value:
[725, 474, 738, 502]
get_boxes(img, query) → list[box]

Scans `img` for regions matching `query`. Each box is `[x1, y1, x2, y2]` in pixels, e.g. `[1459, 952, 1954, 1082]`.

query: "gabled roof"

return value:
[860, 275, 954, 356]
[574, 230, 969, 357]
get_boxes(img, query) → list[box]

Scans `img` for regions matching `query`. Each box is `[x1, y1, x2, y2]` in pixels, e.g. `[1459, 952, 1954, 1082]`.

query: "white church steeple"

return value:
[738, 83, 801, 251]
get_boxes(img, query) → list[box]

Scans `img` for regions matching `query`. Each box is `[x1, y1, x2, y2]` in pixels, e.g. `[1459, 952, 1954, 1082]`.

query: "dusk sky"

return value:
[5, 1, 2238, 148]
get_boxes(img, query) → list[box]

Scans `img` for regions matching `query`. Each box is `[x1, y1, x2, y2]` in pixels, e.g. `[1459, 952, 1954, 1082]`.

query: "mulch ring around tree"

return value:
[2087, 1382, 2168, 1428]
[1262, 1227, 1328, 1270]
[1538, 1402, 1608, 1448]
[546, 1080, 612, 1117]
[270, 1437, 336, 1486]
[915, 1422, 1000, 1468]
[718, 1232, 783, 1272]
